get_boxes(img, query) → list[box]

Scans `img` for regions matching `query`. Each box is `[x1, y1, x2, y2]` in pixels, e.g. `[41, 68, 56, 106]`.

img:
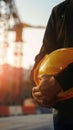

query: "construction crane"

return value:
[0, 0, 25, 105]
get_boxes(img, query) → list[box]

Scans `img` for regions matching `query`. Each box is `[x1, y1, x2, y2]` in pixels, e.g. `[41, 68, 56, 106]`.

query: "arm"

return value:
[31, 8, 57, 83]
[32, 9, 62, 107]
[54, 62, 73, 91]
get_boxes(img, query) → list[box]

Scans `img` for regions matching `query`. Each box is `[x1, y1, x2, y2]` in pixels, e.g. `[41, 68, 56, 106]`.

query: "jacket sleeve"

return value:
[31, 9, 58, 84]
[54, 62, 73, 91]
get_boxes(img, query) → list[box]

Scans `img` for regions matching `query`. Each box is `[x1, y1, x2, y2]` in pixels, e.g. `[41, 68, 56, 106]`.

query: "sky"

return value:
[15, 0, 64, 26]
[13, 0, 65, 68]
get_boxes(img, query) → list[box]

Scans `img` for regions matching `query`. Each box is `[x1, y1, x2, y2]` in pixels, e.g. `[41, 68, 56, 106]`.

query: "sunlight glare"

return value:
[23, 28, 45, 69]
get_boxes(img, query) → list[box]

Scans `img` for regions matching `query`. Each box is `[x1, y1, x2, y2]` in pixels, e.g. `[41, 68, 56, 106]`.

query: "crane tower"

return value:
[0, 0, 24, 105]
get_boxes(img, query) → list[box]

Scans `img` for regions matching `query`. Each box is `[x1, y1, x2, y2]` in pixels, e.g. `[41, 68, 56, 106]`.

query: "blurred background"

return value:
[0, 0, 64, 116]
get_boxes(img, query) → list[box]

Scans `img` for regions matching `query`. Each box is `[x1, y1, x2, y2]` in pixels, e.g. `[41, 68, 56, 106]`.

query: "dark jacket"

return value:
[32, 0, 73, 119]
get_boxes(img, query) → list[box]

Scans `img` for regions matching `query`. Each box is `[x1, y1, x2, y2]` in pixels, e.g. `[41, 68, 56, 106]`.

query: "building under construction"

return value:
[0, 0, 25, 105]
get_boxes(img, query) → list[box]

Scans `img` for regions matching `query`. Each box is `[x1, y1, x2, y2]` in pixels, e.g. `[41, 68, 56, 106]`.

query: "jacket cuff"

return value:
[54, 63, 73, 91]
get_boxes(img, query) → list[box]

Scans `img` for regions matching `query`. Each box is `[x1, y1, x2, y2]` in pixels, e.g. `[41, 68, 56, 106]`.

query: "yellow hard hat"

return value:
[34, 48, 73, 101]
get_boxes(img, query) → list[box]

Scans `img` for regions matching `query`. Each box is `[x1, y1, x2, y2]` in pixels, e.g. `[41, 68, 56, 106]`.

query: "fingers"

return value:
[32, 86, 55, 108]
[32, 93, 43, 104]
[32, 91, 42, 99]
[32, 86, 43, 99]
[32, 91, 48, 106]
[32, 86, 39, 93]
[32, 94, 53, 108]
[32, 75, 58, 108]
[32, 86, 44, 105]
[32, 85, 50, 101]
